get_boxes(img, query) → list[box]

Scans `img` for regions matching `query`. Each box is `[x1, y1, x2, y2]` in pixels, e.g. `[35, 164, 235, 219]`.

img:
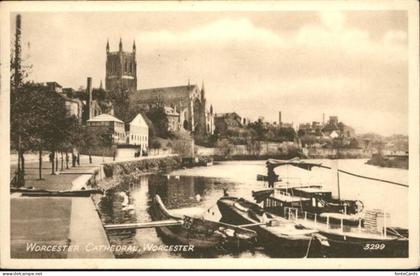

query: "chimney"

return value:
[87, 77, 93, 119]
[279, 111, 282, 127]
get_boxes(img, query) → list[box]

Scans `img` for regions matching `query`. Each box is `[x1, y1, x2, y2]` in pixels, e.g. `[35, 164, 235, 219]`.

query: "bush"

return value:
[150, 139, 161, 149]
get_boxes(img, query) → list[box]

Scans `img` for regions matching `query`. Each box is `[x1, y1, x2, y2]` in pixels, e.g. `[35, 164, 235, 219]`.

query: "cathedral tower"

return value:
[105, 39, 137, 92]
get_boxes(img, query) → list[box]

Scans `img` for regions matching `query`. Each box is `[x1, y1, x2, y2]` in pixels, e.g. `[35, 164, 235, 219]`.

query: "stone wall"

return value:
[304, 147, 372, 159]
[102, 155, 183, 178]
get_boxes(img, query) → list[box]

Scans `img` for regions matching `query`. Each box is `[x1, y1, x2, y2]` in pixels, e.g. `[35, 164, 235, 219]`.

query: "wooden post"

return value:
[341, 218, 344, 233]
[314, 213, 317, 225]
[327, 215, 330, 229]
[304, 211, 307, 221]
[295, 209, 298, 221]
[383, 211, 387, 237]
[358, 218, 362, 233]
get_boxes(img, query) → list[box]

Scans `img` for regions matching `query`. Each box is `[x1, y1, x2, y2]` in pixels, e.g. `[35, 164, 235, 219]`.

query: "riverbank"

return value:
[366, 154, 408, 169]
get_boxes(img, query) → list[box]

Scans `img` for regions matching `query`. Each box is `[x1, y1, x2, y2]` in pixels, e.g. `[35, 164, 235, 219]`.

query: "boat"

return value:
[149, 194, 257, 250]
[253, 158, 409, 257]
[253, 185, 363, 226]
[217, 196, 329, 258]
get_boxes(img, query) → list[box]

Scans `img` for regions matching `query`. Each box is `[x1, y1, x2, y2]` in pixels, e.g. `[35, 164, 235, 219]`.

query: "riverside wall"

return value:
[304, 147, 373, 159]
[101, 155, 183, 179]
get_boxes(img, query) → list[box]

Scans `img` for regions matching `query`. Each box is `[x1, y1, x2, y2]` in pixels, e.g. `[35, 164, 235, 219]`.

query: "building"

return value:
[130, 82, 214, 135]
[214, 112, 242, 134]
[105, 39, 137, 92]
[83, 77, 115, 124]
[40, 81, 63, 93]
[298, 121, 322, 136]
[126, 113, 149, 152]
[87, 114, 126, 144]
[61, 95, 83, 122]
[322, 116, 355, 138]
[41, 82, 83, 122]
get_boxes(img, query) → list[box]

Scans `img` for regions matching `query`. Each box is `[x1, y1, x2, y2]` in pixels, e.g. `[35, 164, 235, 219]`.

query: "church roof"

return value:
[131, 84, 199, 104]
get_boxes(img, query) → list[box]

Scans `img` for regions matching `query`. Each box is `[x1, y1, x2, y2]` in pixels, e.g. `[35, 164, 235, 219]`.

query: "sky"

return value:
[11, 10, 408, 135]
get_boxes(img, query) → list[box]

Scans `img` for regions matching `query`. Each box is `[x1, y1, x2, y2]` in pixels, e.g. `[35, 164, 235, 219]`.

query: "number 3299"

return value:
[363, 243, 385, 250]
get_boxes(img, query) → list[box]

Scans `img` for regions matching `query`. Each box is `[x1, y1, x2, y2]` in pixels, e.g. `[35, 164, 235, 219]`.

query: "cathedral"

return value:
[105, 39, 214, 136]
[105, 39, 137, 92]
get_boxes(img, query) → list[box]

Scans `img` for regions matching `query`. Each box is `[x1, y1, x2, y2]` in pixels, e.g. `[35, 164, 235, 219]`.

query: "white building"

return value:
[126, 113, 149, 152]
[61, 95, 83, 122]
[87, 114, 126, 144]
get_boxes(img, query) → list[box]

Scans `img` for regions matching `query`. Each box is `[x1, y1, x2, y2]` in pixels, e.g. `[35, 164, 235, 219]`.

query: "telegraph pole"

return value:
[14, 14, 24, 186]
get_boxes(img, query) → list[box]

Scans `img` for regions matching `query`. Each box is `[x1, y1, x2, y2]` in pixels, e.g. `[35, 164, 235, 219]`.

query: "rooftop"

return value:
[87, 113, 123, 123]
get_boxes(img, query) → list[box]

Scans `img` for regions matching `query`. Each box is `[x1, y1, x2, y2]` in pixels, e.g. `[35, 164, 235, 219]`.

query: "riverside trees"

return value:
[10, 83, 81, 180]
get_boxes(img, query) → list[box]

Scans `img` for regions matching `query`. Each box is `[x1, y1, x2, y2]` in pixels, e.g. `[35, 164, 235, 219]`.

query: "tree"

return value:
[78, 126, 96, 164]
[108, 87, 132, 122]
[10, 14, 33, 186]
[246, 138, 262, 156]
[146, 98, 170, 138]
[216, 139, 235, 158]
[247, 119, 267, 141]
[171, 132, 194, 157]
[10, 83, 77, 179]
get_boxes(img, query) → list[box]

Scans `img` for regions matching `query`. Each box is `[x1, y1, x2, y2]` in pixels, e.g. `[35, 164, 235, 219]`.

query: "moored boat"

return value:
[253, 158, 409, 257]
[217, 196, 329, 258]
[261, 191, 408, 257]
[150, 194, 257, 250]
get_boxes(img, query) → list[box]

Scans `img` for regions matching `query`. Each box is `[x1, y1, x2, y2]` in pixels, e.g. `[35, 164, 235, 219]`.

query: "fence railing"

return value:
[266, 203, 388, 238]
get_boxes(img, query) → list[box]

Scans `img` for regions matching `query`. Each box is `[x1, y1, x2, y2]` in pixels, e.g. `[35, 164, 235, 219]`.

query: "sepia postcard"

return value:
[0, 0, 419, 270]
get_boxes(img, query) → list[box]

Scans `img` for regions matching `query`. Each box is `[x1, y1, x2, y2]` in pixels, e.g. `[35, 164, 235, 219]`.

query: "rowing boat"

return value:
[150, 195, 257, 250]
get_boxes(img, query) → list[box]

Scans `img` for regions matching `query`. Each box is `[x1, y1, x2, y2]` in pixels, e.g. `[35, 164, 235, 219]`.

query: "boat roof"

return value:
[267, 158, 323, 171]
[320, 212, 362, 221]
[293, 187, 330, 194]
[271, 193, 311, 203]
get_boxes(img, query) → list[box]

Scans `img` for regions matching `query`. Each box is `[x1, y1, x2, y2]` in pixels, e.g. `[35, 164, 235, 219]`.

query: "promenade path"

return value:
[10, 155, 115, 258]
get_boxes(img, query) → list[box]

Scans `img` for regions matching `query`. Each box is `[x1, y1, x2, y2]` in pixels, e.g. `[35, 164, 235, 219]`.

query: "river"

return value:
[97, 159, 408, 258]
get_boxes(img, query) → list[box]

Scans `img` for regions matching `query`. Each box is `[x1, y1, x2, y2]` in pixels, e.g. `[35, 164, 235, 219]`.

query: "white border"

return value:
[0, 0, 418, 269]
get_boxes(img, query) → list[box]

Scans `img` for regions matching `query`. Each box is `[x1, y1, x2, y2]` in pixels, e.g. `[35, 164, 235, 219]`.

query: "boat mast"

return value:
[337, 167, 341, 201]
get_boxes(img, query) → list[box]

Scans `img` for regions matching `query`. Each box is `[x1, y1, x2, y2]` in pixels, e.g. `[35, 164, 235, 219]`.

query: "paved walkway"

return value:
[10, 155, 115, 258]
[67, 198, 114, 258]
[10, 155, 114, 191]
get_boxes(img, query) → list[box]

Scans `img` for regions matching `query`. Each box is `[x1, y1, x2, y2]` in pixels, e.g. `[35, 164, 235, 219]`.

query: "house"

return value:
[87, 114, 126, 144]
[61, 95, 83, 123]
[329, 130, 339, 139]
[44, 81, 63, 93]
[126, 113, 149, 152]
[214, 112, 242, 134]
